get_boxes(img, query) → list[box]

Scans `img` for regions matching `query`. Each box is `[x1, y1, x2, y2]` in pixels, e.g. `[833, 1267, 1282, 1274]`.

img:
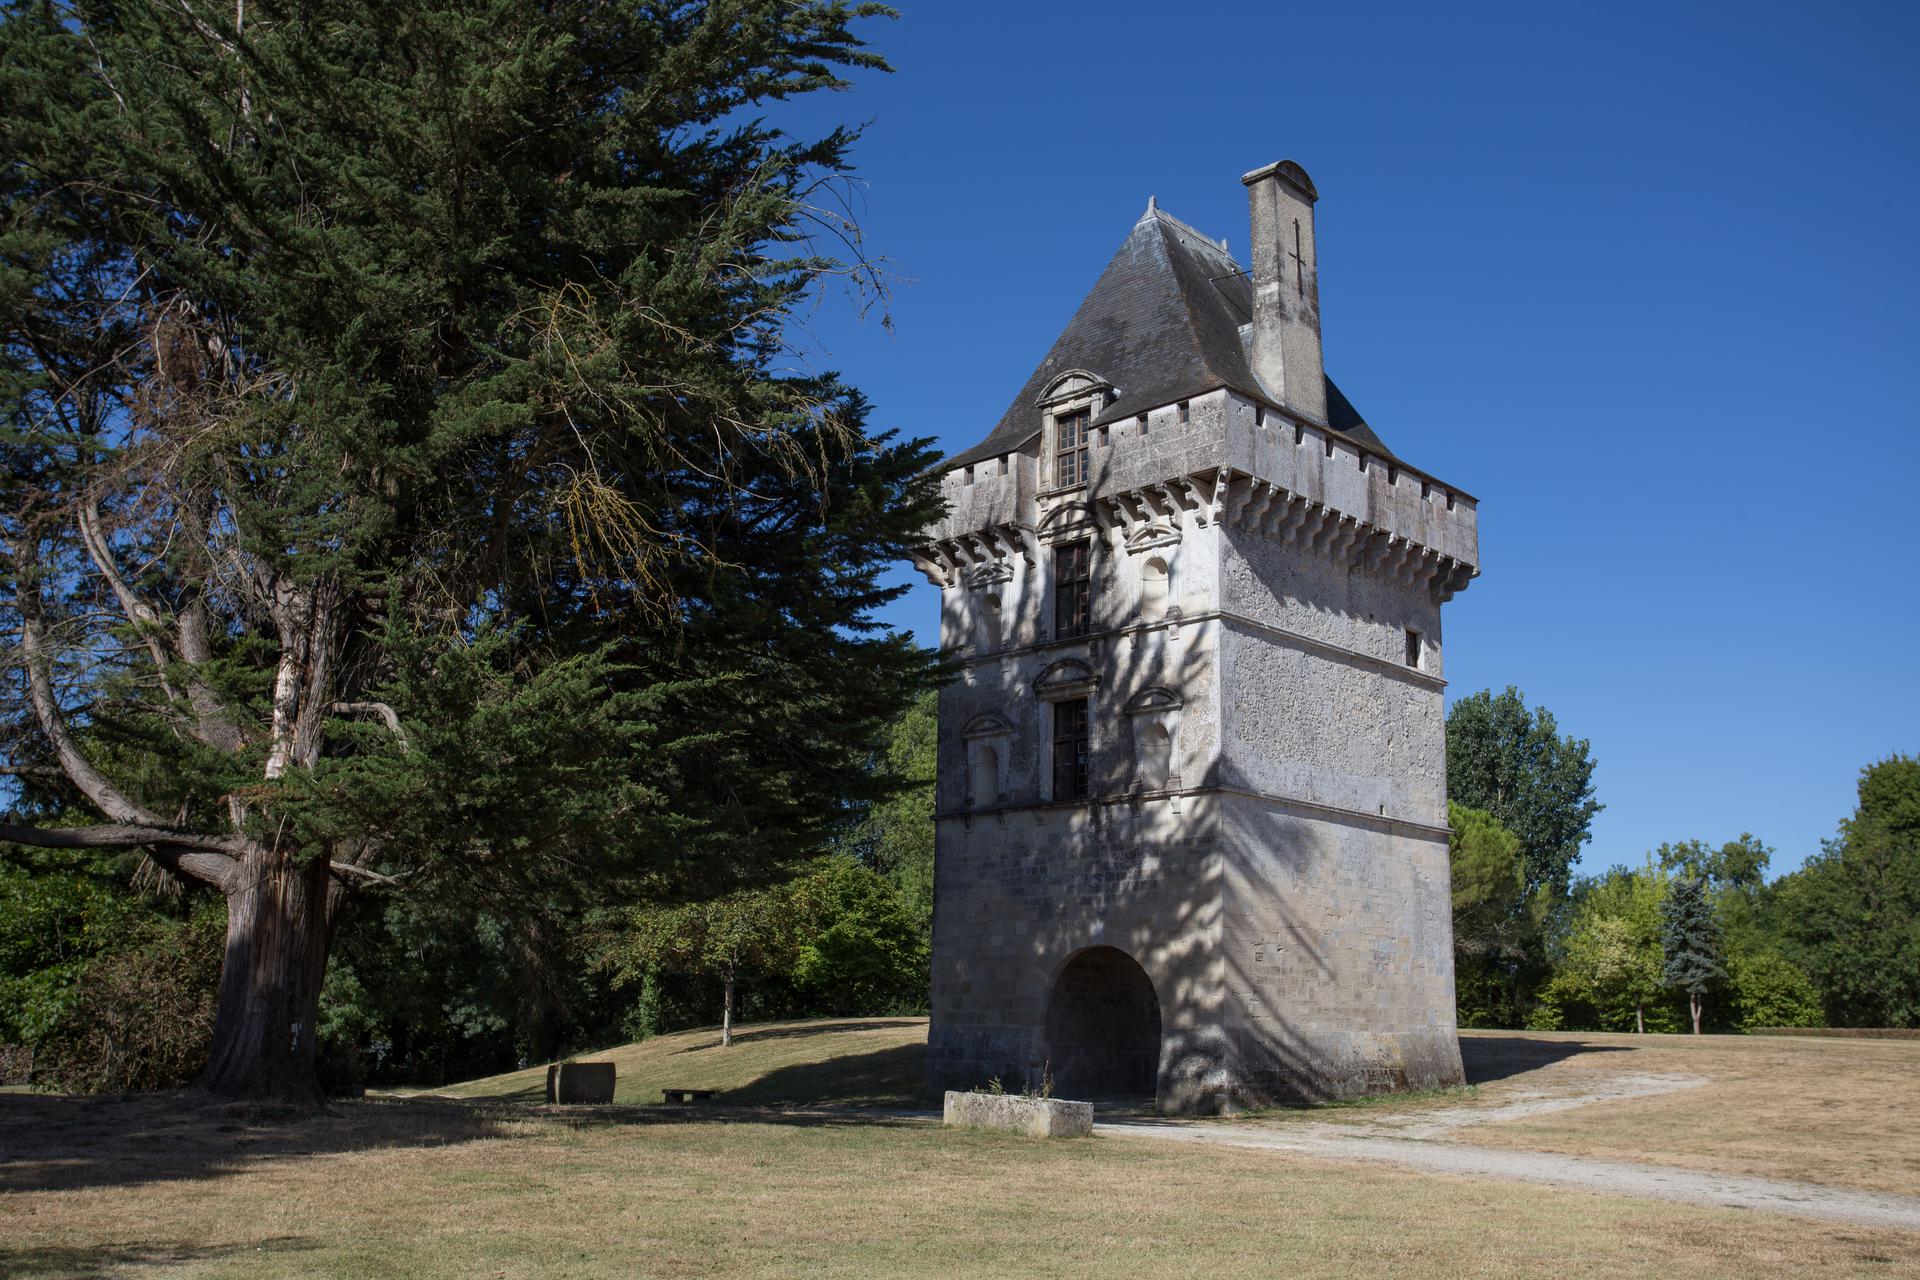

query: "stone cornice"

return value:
[915, 462, 1476, 603]
[943, 608, 1448, 693]
[937, 782, 1450, 841]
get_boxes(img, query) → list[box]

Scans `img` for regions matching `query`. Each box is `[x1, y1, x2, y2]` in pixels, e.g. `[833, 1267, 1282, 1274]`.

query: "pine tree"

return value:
[0, 0, 928, 1102]
[1661, 875, 1725, 1035]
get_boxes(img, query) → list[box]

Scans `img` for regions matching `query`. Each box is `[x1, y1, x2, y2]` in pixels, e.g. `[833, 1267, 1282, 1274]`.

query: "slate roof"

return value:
[944, 204, 1389, 471]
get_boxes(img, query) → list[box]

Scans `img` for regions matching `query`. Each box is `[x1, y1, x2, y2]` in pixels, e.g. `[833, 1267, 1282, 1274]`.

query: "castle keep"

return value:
[912, 161, 1481, 1111]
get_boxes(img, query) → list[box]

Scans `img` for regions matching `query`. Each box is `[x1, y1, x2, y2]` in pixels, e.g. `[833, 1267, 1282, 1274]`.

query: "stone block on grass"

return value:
[546, 1061, 616, 1104]
[942, 1090, 1092, 1138]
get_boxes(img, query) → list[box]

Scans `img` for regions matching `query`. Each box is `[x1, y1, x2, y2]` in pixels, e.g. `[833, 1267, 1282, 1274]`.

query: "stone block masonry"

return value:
[914, 160, 1479, 1112]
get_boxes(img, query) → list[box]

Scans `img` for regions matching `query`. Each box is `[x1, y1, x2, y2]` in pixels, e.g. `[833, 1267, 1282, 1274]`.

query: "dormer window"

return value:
[1055, 407, 1091, 488]
[1035, 370, 1111, 491]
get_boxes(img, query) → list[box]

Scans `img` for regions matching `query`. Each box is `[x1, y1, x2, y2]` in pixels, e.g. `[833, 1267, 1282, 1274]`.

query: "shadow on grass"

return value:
[1459, 1036, 1631, 1085]
[670, 1018, 927, 1054]
[0, 1072, 942, 1197]
[0, 1093, 530, 1195]
[718, 1041, 927, 1107]
[0, 1236, 318, 1277]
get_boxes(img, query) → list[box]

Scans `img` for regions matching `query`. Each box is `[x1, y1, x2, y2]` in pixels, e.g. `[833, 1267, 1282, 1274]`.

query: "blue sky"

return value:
[782, 1, 1919, 879]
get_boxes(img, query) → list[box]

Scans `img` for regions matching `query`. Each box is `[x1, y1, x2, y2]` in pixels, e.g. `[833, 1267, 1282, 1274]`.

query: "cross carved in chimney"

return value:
[1289, 219, 1306, 297]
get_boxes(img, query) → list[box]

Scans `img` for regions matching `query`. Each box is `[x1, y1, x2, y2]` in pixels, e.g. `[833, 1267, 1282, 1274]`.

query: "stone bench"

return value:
[661, 1088, 716, 1104]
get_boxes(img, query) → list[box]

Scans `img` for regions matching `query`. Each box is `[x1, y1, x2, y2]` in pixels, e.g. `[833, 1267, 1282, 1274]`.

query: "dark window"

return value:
[1054, 540, 1092, 639]
[1405, 629, 1422, 668]
[1052, 698, 1090, 800]
[1055, 409, 1091, 487]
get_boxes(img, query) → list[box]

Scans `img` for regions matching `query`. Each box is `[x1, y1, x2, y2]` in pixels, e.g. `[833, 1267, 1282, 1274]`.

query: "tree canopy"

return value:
[1447, 802, 1548, 1028]
[0, 0, 930, 1100]
[1777, 755, 1920, 1028]
[1446, 687, 1602, 898]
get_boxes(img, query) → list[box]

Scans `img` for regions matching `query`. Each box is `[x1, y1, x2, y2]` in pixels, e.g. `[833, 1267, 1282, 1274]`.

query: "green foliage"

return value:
[0, 862, 138, 1045]
[1724, 949, 1823, 1030]
[1448, 803, 1549, 1028]
[839, 689, 937, 925]
[602, 854, 928, 1038]
[1534, 862, 1674, 1033]
[30, 905, 225, 1093]
[1657, 834, 1771, 893]
[1446, 688, 1602, 898]
[1660, 875, 1725, 998]
[791, 856, 928, 1016]
[2, 0, 932, 1092]
[604, 876, 815, 1030]
[1776, 755, 1920, 1027]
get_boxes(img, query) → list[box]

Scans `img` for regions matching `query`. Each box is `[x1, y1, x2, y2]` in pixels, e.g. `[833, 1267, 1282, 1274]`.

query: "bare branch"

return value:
[327, 860, 403, 887]
[19, 613, 169, 828]
[0, 822, 241, 889]
[76, 499, 186, 714]
[329, 701, 408, 749]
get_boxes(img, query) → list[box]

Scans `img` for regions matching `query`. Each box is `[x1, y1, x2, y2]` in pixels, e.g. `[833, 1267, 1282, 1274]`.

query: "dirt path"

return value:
[1099, 1072, 1920, 1231]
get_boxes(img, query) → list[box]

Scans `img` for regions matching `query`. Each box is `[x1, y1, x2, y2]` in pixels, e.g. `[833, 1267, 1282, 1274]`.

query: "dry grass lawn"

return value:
[1440, 1030, 1920, 1197]
[4, 1093, 1918, 1279]
[7, 1023, 1920, 1277]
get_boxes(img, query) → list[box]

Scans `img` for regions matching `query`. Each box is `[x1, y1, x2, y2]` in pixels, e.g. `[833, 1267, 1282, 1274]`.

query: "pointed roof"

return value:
[944, 204, 1387, 470]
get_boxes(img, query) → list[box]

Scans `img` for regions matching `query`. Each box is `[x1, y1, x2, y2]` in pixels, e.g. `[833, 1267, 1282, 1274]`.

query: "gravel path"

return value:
[1099, 1075, 1920, 1231]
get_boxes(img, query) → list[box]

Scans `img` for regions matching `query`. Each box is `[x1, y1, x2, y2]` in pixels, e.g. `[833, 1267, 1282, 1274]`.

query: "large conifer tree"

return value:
[0, 0, 933, 1101]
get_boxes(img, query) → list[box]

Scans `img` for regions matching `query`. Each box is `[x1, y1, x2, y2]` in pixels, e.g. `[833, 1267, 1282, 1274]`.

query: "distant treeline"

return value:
[1447, 688, 1919, 1035]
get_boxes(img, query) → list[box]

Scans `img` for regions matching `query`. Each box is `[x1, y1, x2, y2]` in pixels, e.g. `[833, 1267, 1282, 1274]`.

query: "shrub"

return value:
[32, 907, 224, 1093]
[1726, 949, 1824, 1031]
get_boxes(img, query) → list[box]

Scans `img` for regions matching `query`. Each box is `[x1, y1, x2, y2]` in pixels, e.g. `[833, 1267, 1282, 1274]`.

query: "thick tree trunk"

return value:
[1635, 1004, 1645, 1035]
[721, 971, 735, 1048]
[1690, 994, 1702, 1036]
[198, 851, 334, 1103]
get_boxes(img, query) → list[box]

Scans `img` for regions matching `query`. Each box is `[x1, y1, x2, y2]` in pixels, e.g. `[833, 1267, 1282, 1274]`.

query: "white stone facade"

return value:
[915, 164, 1479, 1111]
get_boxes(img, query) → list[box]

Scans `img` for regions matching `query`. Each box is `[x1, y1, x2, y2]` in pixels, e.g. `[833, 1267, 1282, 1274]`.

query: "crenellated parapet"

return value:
[914, 387, 1478, 603]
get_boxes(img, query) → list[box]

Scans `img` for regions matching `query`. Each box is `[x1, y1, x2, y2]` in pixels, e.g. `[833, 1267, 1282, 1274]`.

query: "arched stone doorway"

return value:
[1045, 946, 1161, 1100]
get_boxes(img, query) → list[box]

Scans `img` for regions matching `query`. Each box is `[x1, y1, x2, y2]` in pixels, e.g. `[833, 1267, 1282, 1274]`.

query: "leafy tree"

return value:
[791, 856, 929, 1016]
[1723, 949, 1822, 1031]
[839, 688, 936, 919]
[1661, 875, 1724, 1035]
[31, 906, 224, 1093]
[1778, 755, 1920, 1027]
[0, 860, 139, 1050]
[1447, 803, 1548, 1027]
[1533, 862, 1670, 1034]
[603, 878, 816, 1046]
[1656, 834, 1771, 893]
[0, 0, 928, 1101]
[1447, 688, 1602, 898]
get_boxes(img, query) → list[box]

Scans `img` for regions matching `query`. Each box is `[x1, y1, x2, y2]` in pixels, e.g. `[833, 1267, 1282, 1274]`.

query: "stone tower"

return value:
[911, 161, 1480, 1112]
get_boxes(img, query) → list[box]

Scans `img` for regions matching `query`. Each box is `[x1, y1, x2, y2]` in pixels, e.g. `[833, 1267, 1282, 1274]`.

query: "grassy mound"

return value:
[405, 1016, 929, 1108]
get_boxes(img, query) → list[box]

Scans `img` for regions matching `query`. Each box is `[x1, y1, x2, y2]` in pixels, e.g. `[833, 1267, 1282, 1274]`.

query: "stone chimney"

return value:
[1242, 160, 1326, 426]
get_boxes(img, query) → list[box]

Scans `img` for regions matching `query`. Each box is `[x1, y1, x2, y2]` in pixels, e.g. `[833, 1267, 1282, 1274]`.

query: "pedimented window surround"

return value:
[961, 712, 1011, 808]
[1033, 658, 1099, 702]
[1124, 686, 1183, 794]
[1037, 371, 1113, 493]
